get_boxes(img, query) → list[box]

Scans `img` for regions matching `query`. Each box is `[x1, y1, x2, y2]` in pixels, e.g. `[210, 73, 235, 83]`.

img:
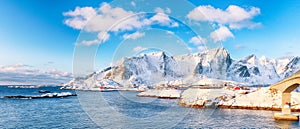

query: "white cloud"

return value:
[63, 3, 177, 31]
[197, 46, 207, 51]
[149, 13, 178, 27]
[133, 46, 145, 52]
[229, 21, 262, 29]
[123, 32, 145, 40]
[155, 7, 164, 13]
[46, 69, 71, 77]
[166, 31, 174, 35]
[85, 3, 137, 32]
[210, 26, 234, 42]
[166, 8, 171, 14]
[77, 39, 100, 46]
[63, 7, 97, 30]
[189, 36, 207, 45]
[187, 5, 261, 29]
[110, 15, 144, 32]
[63, 3, 178, 45]
[154, 7, 171, 14]
[0, 64, 37, 74]
[130, 1, 136, 7]
[0, 64, 72, 85]
[172, 22, 179, 27]
[64, 3, 139, 45]
[97, 31, 110, 42]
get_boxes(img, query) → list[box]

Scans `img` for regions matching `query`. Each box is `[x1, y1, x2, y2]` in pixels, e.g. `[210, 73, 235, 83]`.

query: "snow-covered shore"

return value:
[178, 88, 236, 108]
[4, 92, 76, 99]
[218, 88, 300, 111]
[137, 89, 181, 99]
[178, 87, 300, 111]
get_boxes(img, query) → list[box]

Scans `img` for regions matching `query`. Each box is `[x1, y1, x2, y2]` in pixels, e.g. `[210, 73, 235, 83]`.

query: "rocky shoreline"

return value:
[178, 104, 300, 112]
[138, 87, 300, 112]
[137, 89, 181, 99]
[137, 94, 180, 99]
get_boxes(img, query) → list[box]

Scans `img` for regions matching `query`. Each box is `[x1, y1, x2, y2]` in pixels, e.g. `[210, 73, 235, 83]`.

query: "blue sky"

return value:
[0, 0, 300, 84]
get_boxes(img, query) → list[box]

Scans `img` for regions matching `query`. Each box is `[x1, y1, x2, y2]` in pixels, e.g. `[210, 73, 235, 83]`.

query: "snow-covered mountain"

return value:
[281, 57, 300, 78]
[228, 54, 281, 84]
[110, 51, 183, 83]
[68, 47, 300, 89]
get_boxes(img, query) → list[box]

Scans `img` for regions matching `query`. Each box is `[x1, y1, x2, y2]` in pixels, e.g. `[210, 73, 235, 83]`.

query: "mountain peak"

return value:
[243, 54, 257, 65]
[245, 54, 256, 59]
[209, 47, 227, 52]
[260, 55, 267, 60]
[259, 56, 268, 64]
[71, 46, 300, 89]
[202, 47, 230, 57]
[147, 51, 166, 57]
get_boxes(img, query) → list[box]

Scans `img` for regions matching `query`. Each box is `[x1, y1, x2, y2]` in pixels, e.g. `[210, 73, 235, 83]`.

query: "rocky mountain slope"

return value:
[68, 47, 300, 89]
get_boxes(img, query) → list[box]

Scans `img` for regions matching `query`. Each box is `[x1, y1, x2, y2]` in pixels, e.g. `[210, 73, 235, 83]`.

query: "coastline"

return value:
[179, 103, 300, 112]
[136, 89, 181, 99]
[137, 87, 300, 112]
[136, 94, 180, 99]
[60, 85, 300, 112]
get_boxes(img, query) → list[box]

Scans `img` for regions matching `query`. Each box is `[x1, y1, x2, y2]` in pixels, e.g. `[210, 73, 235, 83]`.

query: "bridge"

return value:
[270, 70, 300, 120]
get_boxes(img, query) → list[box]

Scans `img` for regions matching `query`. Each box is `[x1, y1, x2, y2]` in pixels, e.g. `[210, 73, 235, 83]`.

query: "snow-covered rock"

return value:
[193, 47, 232, 79]
[65, 47, 300, 90]
[178, 87, 300, 110]
[281, 57, 300, 78]
[41, 92, 74, 97]
[228, 54, 281, 84]
[137, 89, 181, 98]
[179, 88, 236, 107]
[193, 78, 237, 86]
[221, 87, 300, 109]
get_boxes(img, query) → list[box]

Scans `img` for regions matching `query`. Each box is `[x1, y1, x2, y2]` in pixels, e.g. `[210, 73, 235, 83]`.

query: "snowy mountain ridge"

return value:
[69, 47, 300, 88]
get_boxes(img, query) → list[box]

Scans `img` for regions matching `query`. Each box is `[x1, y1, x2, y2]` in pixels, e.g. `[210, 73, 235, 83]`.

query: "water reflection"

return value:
[275, 120, 300, 128]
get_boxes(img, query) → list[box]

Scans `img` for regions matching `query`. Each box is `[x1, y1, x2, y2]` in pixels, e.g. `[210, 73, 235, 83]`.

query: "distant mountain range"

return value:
[68, 47, 300, 88]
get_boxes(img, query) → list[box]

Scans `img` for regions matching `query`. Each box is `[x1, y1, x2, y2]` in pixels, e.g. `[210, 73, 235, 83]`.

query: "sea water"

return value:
[0, 86, 299, 128]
